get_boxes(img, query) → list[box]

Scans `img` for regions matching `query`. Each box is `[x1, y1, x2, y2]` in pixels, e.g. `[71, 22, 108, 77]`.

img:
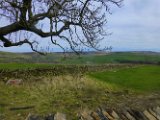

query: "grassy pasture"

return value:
[0, 65, 160, 119]
[89, 65, 160, 92]
[0, 51, 160, 119]
[62, 52, 160, 64]
[0, 65, 160, 114]
[0, 75, 116, 120]
[0, 63, 56, 70]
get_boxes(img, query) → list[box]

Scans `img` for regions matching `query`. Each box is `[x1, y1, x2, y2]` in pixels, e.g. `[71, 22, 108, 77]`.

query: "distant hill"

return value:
[0, 51, 160, 64]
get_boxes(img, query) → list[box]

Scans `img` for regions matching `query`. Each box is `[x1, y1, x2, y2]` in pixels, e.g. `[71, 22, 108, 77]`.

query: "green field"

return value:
[89, 65, 160, 92]
[62, 52, 160, 64]
[0, 64, 160, 119]
[0, 51, 160, 119]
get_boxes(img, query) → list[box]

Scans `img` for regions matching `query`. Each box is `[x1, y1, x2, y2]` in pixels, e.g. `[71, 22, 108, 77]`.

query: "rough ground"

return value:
[1, 88, 160, 120]
[0, 65, 160, 120]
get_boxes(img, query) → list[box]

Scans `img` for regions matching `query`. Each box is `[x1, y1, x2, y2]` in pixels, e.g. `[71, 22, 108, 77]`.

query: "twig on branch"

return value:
[0, 0, 123, 54]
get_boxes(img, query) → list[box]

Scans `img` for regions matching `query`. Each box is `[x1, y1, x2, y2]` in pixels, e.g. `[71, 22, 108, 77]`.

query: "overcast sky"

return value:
[106, 0, 160, 52]
[0, 0, 160, 52]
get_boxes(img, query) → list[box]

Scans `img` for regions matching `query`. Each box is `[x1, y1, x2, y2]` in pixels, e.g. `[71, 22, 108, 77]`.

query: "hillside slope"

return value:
[0, 51, 160, 64]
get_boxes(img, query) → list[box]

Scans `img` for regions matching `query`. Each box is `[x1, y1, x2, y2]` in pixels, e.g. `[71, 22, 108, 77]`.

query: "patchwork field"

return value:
[0, 51, 160, 119]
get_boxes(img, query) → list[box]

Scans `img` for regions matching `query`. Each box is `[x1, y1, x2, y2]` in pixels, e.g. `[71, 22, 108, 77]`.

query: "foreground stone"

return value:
[79, 106, 160, 120]
[25, 106, 160, 120]
[26, 113, 66, 120]
[54, 113, 66, 120]
[25, 113, 42, 120]
[6, 79, 22, 85]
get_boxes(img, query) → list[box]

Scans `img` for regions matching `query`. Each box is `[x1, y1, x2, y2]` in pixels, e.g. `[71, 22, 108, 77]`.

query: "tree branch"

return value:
[0, 0, 123, 54]
[0, 36, 45, 55]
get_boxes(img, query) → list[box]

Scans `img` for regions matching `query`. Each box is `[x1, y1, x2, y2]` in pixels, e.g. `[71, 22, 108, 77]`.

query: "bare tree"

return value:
[0, 0, 123, 54]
